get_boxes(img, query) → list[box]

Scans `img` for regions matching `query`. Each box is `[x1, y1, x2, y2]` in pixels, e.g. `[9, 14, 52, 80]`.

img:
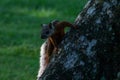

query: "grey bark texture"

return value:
[39, 0, 120, 80]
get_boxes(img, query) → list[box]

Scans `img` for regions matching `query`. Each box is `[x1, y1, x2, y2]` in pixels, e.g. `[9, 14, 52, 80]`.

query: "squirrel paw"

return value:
[53, 48, 58, 54]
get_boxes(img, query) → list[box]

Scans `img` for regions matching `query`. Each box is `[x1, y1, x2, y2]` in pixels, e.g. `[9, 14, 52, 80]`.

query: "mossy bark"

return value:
[38, 0, 120, 80]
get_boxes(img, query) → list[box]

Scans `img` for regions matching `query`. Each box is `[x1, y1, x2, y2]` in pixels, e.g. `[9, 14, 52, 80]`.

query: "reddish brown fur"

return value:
[37, 21, 76, 79]
[47, 21, 76, 55]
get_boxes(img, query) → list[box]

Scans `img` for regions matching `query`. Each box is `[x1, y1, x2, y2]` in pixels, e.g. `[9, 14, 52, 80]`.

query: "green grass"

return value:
[0, 0, 87, 80]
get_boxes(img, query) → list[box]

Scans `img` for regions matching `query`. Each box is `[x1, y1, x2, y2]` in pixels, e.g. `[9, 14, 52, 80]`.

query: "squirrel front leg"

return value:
[49, 37, 58, 54]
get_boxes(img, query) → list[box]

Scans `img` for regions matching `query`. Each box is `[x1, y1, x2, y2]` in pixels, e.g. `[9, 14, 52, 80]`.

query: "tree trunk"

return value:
[38, 0, 120, 80]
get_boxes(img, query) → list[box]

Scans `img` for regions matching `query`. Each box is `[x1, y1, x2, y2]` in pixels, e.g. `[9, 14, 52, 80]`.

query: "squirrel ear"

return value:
[42, 24, 46, 26]
[49, 23, 52, 29]
[51, 20, 59, 28]
[51, 20, 59, 25]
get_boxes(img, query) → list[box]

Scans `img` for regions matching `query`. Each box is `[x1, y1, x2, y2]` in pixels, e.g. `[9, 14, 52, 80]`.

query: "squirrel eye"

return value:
[49, 25, 52, 29]
[46, 31, 49, 34]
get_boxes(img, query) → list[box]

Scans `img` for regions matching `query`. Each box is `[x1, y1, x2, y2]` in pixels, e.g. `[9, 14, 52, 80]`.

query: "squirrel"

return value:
[37, 20, 77, 79]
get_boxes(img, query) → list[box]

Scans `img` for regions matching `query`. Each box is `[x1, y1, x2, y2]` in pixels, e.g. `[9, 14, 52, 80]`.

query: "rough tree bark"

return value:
[39, 0, 120, 80]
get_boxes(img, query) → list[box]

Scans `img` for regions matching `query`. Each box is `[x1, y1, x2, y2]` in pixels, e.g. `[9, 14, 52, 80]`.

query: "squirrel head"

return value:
[41, 20, 59, 39]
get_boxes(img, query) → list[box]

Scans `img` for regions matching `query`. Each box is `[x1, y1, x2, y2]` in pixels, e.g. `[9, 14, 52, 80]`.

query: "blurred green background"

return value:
[0, 0, 87, 80]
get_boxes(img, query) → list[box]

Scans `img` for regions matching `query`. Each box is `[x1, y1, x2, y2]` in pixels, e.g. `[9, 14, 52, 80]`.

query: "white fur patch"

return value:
[37, 41, 48, 79]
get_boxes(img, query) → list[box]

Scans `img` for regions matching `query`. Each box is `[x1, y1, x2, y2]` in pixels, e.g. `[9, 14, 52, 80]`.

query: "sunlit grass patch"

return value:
[30, 8, 59, 18]
[8, 7, 59, 18]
